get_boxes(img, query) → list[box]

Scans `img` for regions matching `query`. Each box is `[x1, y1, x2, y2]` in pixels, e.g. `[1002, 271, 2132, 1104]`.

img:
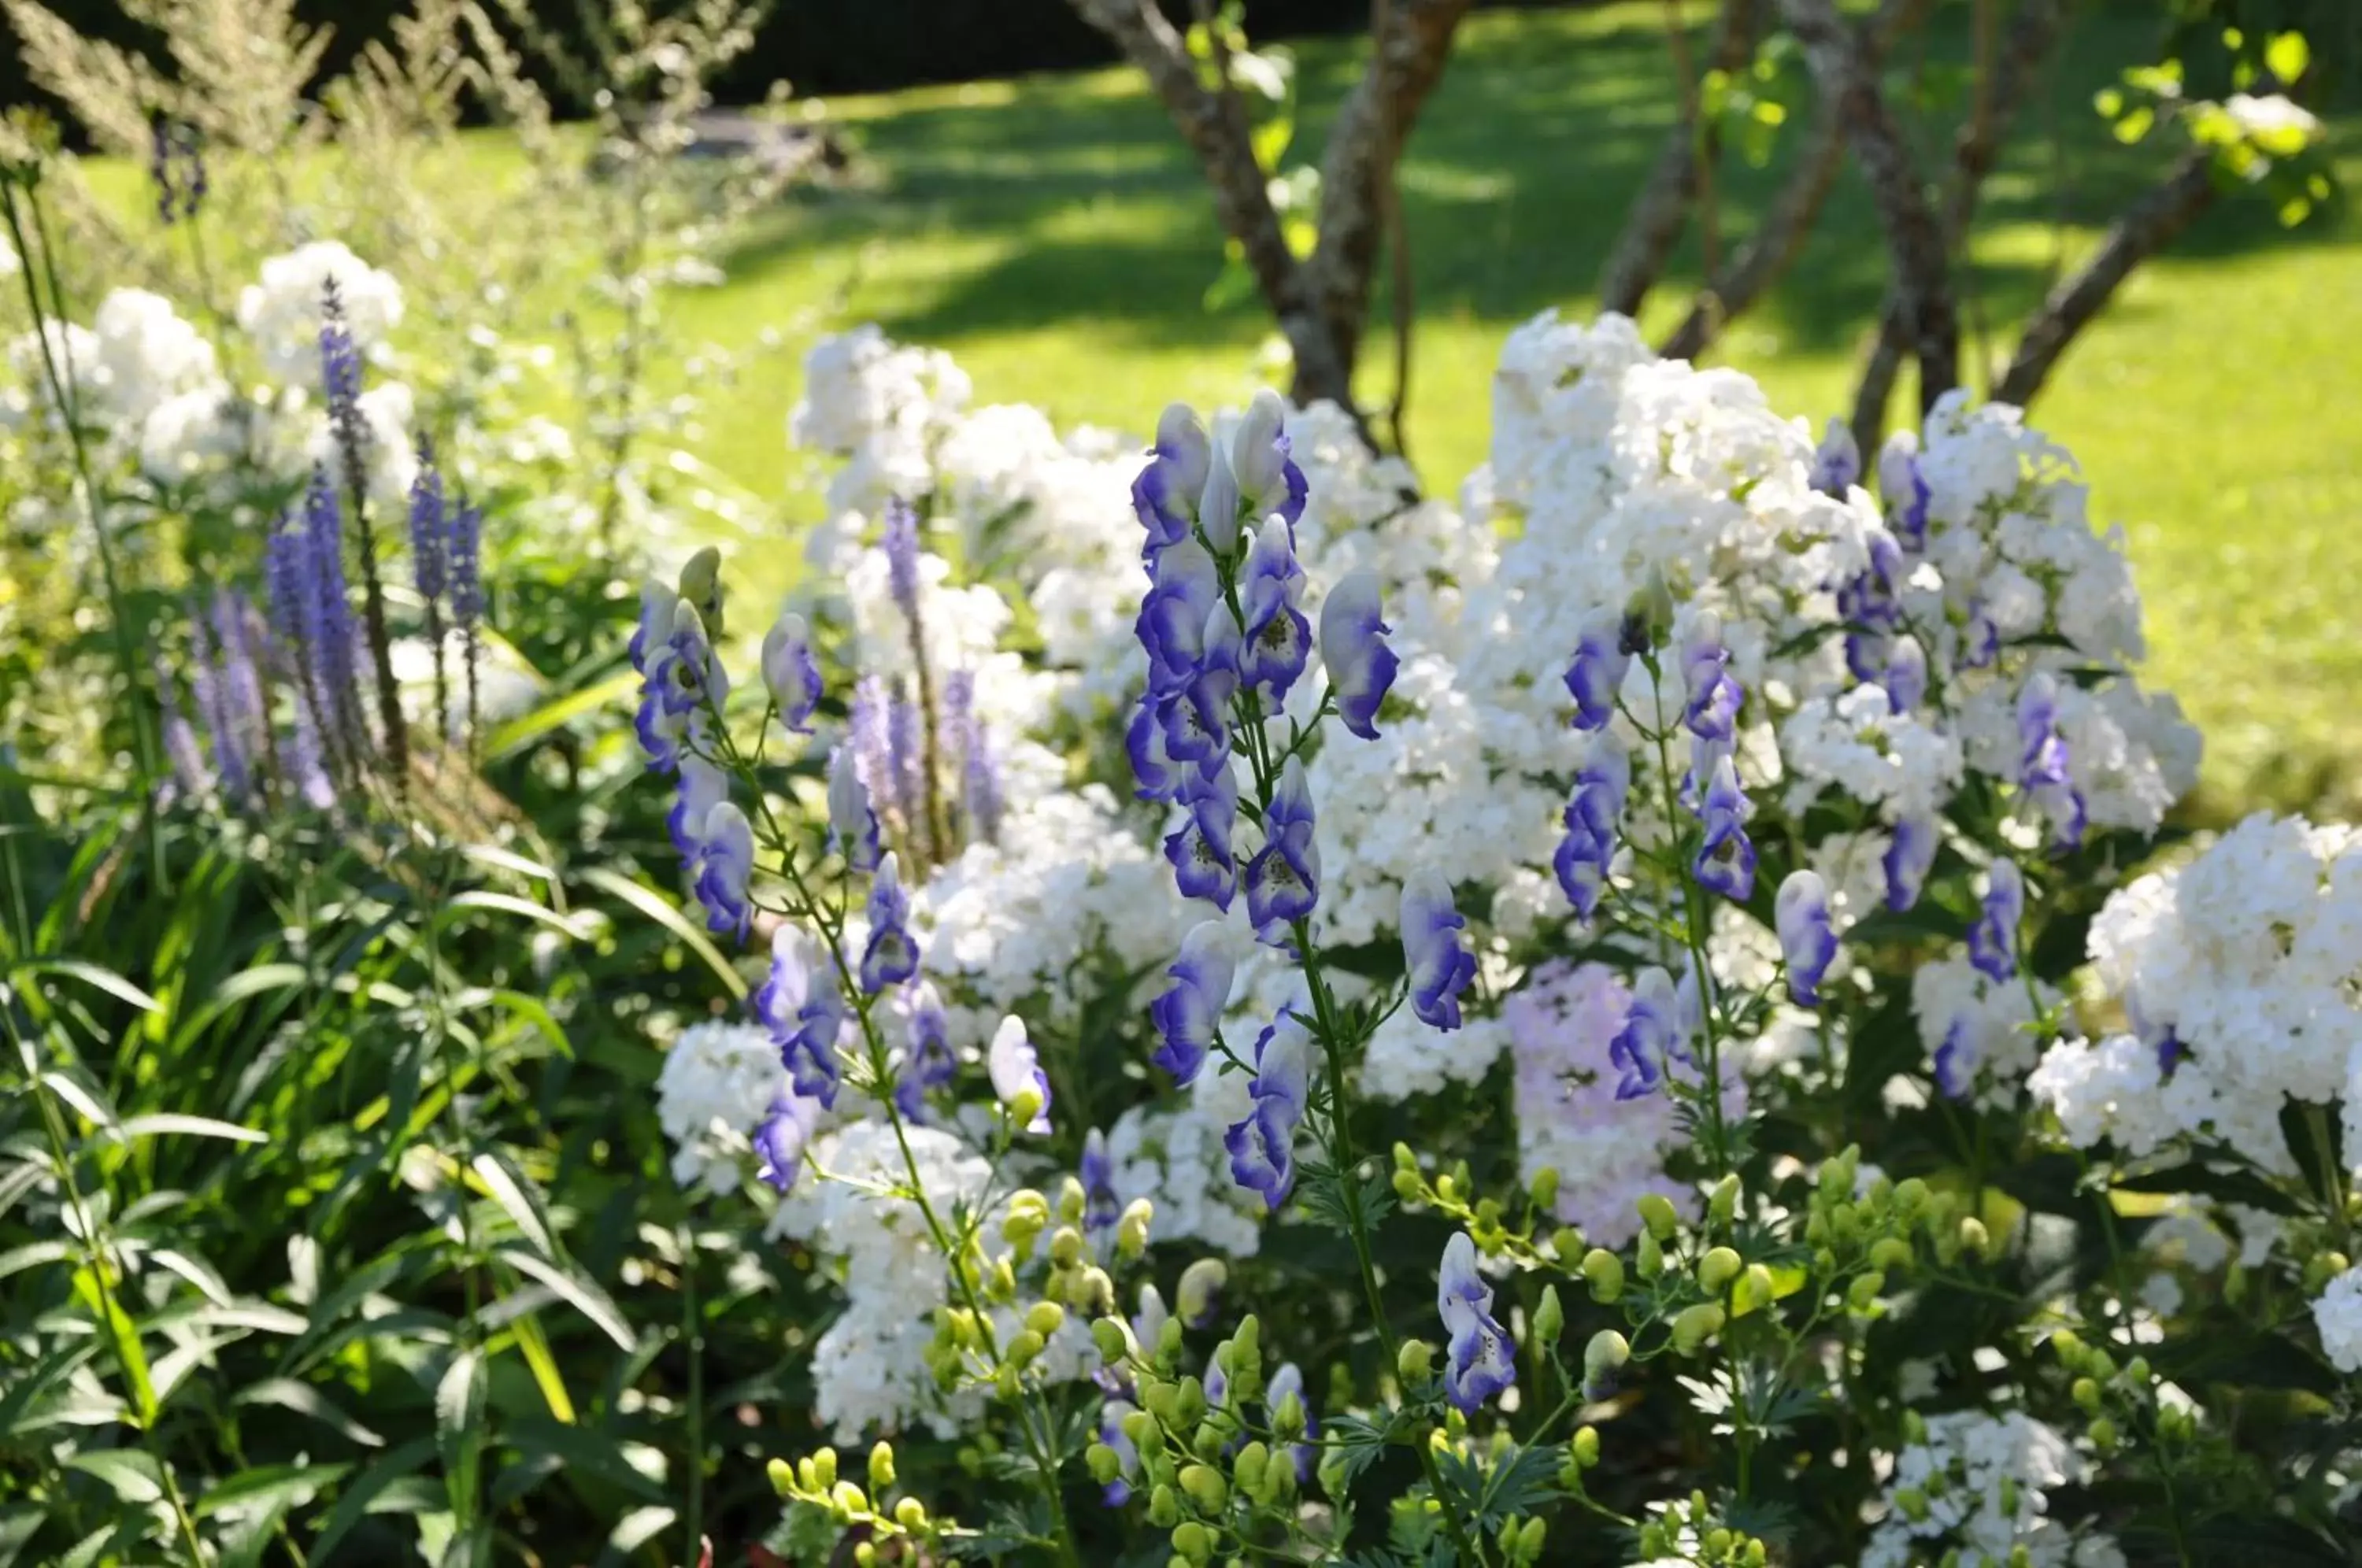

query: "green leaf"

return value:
[577, 867, 746, 1000]
[309, 1438, 438, 1564]
[494, 1247, 635, 1350]
[470, 1151, 556, 1255]
[446, 890, 586, 939]
[0, 1240, 73, 1281]
[233, 1378, 387, 1448]
[113, 1112, 269, 1146]
[435, 1348, 487, 1536]
[165, 962, 305, 1055]
[480, 989, 572, 1060]
[70, 1267, 157, 1428]
[490, 1416, 668, 1507]
[196, 1463, 350, 1518]
[65, 1448, 166, 1503]
[39, 1071, 115, 1130]
[483, 671, 639, 760]
[13, 960, 160, 1014]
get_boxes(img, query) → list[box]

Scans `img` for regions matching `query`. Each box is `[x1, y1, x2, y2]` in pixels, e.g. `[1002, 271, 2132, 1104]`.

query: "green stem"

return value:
[1642, 666, 1732, 1175]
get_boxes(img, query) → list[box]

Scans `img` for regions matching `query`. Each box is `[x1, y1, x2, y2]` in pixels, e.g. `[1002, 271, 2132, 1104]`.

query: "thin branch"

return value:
[1779, 0, 1957, 412]
[1370, 0, 1417, 457]
[1597, 0, 1762, 318]
[1658, 0, 1922, 361]
[1993, 149, 2214, 409]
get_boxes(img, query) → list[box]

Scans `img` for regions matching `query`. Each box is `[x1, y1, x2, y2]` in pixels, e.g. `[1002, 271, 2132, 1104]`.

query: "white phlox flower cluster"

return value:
[1861, 1410, 2127, 1568]
[236, 240, 405, 387]
[654, 1020, 792, 1196]
[2311, 1263, 2362, 1373]
[2029, 813, 2362, 1173]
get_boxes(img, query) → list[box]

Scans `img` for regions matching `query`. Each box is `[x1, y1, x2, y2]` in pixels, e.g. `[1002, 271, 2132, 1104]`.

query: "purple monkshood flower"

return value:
[1933, 1015, 1975, 1100]
[1401, 867, 1478, 1031]
[1132, 403, 1212, 565]
[1245, 756, 1320, 944]
[1097, 1400, 1142, 1507]
[905, 981, 957, 1090]
[1564, 607, 1631, 732]
[1883, 634, 1929, 715]
[827, 745, 883, 872]
[882, 497, 922, 623]
[1960, 599, 2000, 669]
[1225, 1007, 1312, 1211]
[1200, 390, 1307, 554]
[1609, 967, 1683, 1100]
[1318, 569, 1398, 741]
[2156, 1029, 2188, 1080]
[1137, 541, 1221, 694]
[1838, 530, 1906, 683]
[656, 601, 725, 718]
[1878, 431, 1931, 552]
[1693, 756, 1757, 902]
[1884, 816, 1939, 912]
[1164, 764, 1238, 910]
[1968, 858, 2023, 982]
[1150, 920, 1235, 1085]
[1081, 1128, 1120, 1248]
[859, 852, 921, 993]
[1159, 604, 1240, 768]
[1554, 743, 1630, 920]
[1438, 1233, 1515, 1414]
[2016, 673, 2088, 848]
[1776, 870, 1839, 1007]
[761, 611, 822, 734]
[1809, 415, 1861, 496]
[667, 756, 731, 860]
[785, 966, 847, 1108]
[690, 801, 755, 942]
[1681, 613, 1742, 741]
[753, 923, 811, 1037]
[1126, 690, 1183, 803]
[989, 1015, 1053, 1134]
[628, 576, 677, 677]
[753, 1093, 817, 1194]
[1238, 517, 1311, 705]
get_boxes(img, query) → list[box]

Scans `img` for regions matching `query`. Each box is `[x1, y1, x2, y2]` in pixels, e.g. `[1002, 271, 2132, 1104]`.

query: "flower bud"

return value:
[1697, 1246, 1742, 1293]
[1734, 1262, 1777, 1317]
[1579, 1248, 1626, 1305]
[868, 1441, 895, 1492]
[1636, 1229, 1664, 1277]
[676, 545, 724, 634]
[1177, 1259, 1227, 1326]
[1179, 1463, 1227, 1512]
[1147, 1482, 1180, 1526]
[1672, 1302, 1727, 1354]
[1516, 1517, 1546, 1561]
[1551, 1225, 1585, 1260]
[1174, 1376, 1206, 1429]
[1398, 1337, 1435, 1383]
[1533, 1284, 1564, 1349]
[767, 1457, 796, 1496]
[1070, 1266, 1115, 1315]
[1573, 1425, 1601, 1467]
[1893, 1176, 1929, 1216]
[2088, 1415, 2117, 1449]
[894, 1496, 926, 1529]
[1088, 1442, 1122, 1484]
[1027, 1301, 1067, 1337]
[1708, 1172, 1742, 1226]
[1847, 1270, 1886, 1311]
[1531, 1167, 1561, 1212]
[1273, 1387, 1307, 1443]
[812, 1448, 838, 1490]
[1124, 1407, 1159, 1448]
[1583, 1329, 1630, 1389]
[1869, 1236, 1913, 1273]
[1233, 1441, 1269, 1496]
[1117, 1197, 1155, 1259]
[1392, 1166, 1423, 1202]
[1637, 1192, 1679, 1239]
[830, 1480, 868, 1516]
[2071, 1376, 2101, 1412]
[1957, 1216, 1990, 1257]
[1392, 1141, 1417, 1171]
[1007, 1329, 1046, 1367]
[1094, 1318, 1131, 1364]
[1172, 1520, 1214, 1565]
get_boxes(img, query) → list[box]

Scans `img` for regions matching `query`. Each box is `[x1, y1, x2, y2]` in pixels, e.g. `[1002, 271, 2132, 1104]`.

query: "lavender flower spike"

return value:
[1150, 920, 1236, 1085]
[827, 745, 883, 872]
[1564, 606, 1631, 732]
[860, 852, 922, 993]
[1775, 870, 1840, 1007]
[1224, 1007, 1312, 1211]
[1245, 756, 1321, 943]
[989, 1015, 1053, 1135]
[1968, 858, 2023, 982]
[882, 497, 922, 623]
[691, 801, 755, 942]
[1438, 1232, 1516, 1414]
[1693, 755, 1757, 902]
[761, 610, 822, 734]
[1401, 867, 1478, 1031]
[1318, 569, 1398, 741]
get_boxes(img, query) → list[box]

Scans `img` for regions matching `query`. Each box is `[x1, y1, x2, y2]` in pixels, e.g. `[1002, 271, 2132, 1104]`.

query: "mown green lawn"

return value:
[658, 2, 2362, 818]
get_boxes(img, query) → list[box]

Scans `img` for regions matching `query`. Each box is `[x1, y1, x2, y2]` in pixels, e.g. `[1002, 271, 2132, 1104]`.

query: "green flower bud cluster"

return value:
[1388, 1142, 1558, 1263]
[766, 1440, 938, 1557]
[2052, 1329, 2201, 1454]
[1635, 1490, 1768, 1566]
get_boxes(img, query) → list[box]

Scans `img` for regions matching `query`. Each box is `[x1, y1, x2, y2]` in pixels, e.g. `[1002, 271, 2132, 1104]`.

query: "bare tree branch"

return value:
[1657, 0, 1923, 362]
[1851, 0, 2067, 442]
[1596, 0, 1763, 318]
[1994, 149, 2214, 409]
[1778, 0, 1958, 412]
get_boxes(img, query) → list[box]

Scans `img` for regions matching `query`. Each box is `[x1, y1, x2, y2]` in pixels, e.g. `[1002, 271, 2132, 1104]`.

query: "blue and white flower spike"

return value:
[1150, 919, 1236, 1085]
[1134, 404, 1212, 564]
[1161, 603, 1240, 770]
[1081, 1127, 1120, 1250]
[1809, 415, 1861, 496]
[691, 801, 754, 941]
[1317, 568, 1398, 741]
[1097, 1400, 1141, 1506]
[989, 1014, 1053, 1135]
[761, 610, 822, 734]
[1237, 516, 1311, 705]
[1883, 634, 1928, 715]
[881, 498, 923, 623]
[2016, 672, 2087, 848]
[858, 852, 921, 993]
[1609, 967, 1681, 1100]
[1246, 755, 1321, 943]
[1694, 754, 1758, 902]
[827, 745, 884, 873]
[753, 923, 811, 1039]
[1438, 1232, 1516, 1414]
[1263, 1363, 1316, 1480]
[1682, 611, 1742, 742]
[1554, 741, 1630, 921]
[1968, 858, 2023, 982]
[1218, 389, 1306, 549]
[1564, 606, 1631, 732]
[1138, 540, 1221, 695]
[628, 575, 679, 675]
[1775, 870, 1840, 1007]
[753, 1093, 816, 1194]
[904, 980, 957, 1095]
[667, 756, 731, 861]
[1401, 867, 1478, 1032]
[1878, 429, 1930, 552]
[1224, 1007, 1312, 1211]
[1883, 816, 1939, 912]
[1163, 764, 1238, 910]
